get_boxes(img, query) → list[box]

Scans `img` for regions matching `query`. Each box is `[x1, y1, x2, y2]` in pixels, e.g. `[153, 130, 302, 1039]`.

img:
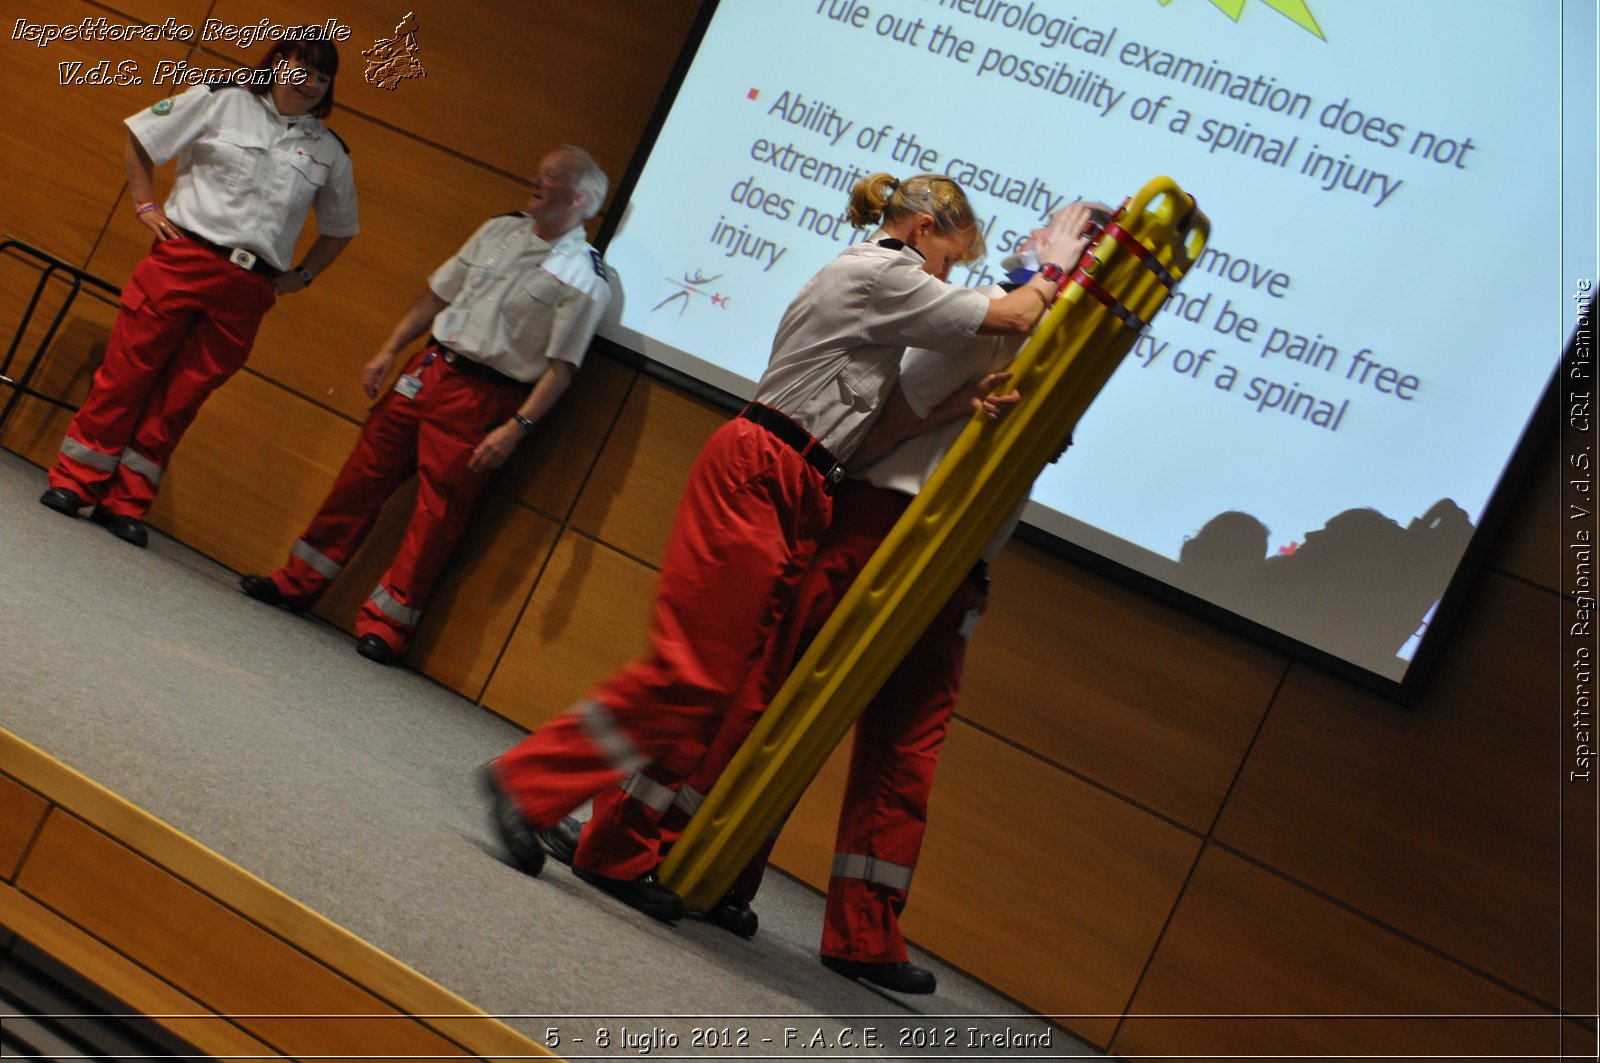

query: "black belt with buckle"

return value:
[739, 402, 845, 488]
[432, 342, 526, 389]
[174, 227, 278, 276]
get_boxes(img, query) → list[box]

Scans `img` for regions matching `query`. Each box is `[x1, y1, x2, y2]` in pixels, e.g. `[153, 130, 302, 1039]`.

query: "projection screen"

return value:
[595, 0, 1598, 694]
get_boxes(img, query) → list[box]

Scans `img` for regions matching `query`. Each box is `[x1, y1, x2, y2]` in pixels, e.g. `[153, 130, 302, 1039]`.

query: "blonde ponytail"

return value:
[844, 172, 983, 259]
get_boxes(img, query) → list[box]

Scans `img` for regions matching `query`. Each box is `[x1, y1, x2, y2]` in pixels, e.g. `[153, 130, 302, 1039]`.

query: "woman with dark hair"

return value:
[40, 35, 358, 547]
[484, 172, 1100, 921]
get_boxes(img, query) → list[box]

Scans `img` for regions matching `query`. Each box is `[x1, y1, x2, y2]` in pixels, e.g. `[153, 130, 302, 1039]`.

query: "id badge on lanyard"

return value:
[395, 352, 435, 400]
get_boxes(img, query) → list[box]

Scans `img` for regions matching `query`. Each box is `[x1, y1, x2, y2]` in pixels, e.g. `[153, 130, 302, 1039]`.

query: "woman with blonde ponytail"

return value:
[485, 172, 1101, 926]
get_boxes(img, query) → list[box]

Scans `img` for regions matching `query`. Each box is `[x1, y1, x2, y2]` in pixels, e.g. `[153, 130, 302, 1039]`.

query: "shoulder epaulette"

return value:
[539, 238, 609, 295]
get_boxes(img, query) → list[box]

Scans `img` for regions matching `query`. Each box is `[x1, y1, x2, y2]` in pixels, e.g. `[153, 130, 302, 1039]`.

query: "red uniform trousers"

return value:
[260, 345, 526, 654]
[575, 481, 913, 883]
[48, 239, 275, 518]
[493, 417, 833, 833]
[820, 563, 980, 963]
[578, 480, 983, 963]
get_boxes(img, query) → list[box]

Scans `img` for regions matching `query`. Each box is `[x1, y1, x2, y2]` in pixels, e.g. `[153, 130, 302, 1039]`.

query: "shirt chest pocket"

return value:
[287, 149, 332, 190]
[283, 148, 332, 214]
[203, 125, 274, 190]
[503, 268, 566, 349]
[835, 356, 895, 413]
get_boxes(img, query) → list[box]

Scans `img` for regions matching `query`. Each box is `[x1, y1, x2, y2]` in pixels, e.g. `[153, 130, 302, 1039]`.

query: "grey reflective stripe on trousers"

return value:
[118, 447, 164, 485]
[618, 771, 676, 813]
[59, 436, 119, 471]
[831, 852, 914, 891]
[293, 539, 342, 580]
[577, 699, 647, 776]
[672, 783, 705, 818]
[368, 584, 421, 627]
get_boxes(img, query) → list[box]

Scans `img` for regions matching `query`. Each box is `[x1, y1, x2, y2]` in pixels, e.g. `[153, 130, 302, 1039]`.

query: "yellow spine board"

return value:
[661, 176, 1210, 911]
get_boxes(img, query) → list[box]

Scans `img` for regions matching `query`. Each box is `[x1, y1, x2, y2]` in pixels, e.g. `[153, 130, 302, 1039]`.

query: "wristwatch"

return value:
[511, 413, 536, 433]
[294, 266, 314, 286]
[1036, 261, 1069, 305]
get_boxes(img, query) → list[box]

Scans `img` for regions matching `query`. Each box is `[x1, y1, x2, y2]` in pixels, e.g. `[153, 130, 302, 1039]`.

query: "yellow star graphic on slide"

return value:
[1158, 0, 1327, 40]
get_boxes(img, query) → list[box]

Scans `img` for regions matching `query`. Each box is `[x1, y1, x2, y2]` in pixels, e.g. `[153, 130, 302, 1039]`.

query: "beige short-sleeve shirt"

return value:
[854, 284, 1028, 560]
[427, 216, 610, 382]
[751, 237, 989, 459]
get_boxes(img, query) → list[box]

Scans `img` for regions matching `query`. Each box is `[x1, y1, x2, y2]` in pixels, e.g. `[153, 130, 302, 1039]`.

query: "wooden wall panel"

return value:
[568, 376, 725, 566]
[0, 776, 47, 882]
[197, 0, 703, 199]
[16, 809, 471, 1059]
[1115, 846, 1563, 1060]
[481, 530, 658, 733]
[493, 353, 636, 522]
[1215, 570, 1560, 1003]
[962, 539, 1284, 831]
[769, 723, 1203, 1045]
[0, 0, 189, 266]
[142, 372, 364, 576]
[901, 724, 1199, 1047]
[775, 715, 1216, 1047]
[406, 496, 562, 699]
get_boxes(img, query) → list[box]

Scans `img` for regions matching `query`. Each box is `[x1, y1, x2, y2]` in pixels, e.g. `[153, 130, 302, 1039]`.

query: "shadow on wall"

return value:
[1179, 499, 1476, 673]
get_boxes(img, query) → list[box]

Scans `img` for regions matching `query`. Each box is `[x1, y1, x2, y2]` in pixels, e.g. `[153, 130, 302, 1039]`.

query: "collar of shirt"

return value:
[848, 230, 929, 273]
[260, 91, 324, 140]
[540, 224, 587, 256]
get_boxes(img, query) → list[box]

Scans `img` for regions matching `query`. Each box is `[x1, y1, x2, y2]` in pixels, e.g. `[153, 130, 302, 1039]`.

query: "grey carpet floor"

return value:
[0, 448, 1092, 1059]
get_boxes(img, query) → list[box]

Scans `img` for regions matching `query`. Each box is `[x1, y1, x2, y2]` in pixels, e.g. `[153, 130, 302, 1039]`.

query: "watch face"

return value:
[297, 268, 313, 284]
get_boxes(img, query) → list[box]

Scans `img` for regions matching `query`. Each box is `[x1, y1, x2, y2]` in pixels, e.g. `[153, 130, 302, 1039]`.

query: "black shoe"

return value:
[39, 486, 90, 518]
[820, 956, 937, 994]
[535, 816, 583, 866]
[572, 867, 685, 922]
[706, 891, 759, 938]
[480, 764, 545, 878]
[240, 574, 302, 612]
[92, 511, 148, 548]
[356, 634, 398, 665]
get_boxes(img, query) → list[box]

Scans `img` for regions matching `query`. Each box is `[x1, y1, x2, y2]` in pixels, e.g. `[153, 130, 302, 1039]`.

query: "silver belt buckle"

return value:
[228, 247, 258, 270]
[825, 464, 845, 486]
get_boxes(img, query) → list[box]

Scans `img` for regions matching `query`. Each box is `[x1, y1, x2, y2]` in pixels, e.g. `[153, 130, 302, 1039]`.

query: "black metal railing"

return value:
[0, 237, 121, 436]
